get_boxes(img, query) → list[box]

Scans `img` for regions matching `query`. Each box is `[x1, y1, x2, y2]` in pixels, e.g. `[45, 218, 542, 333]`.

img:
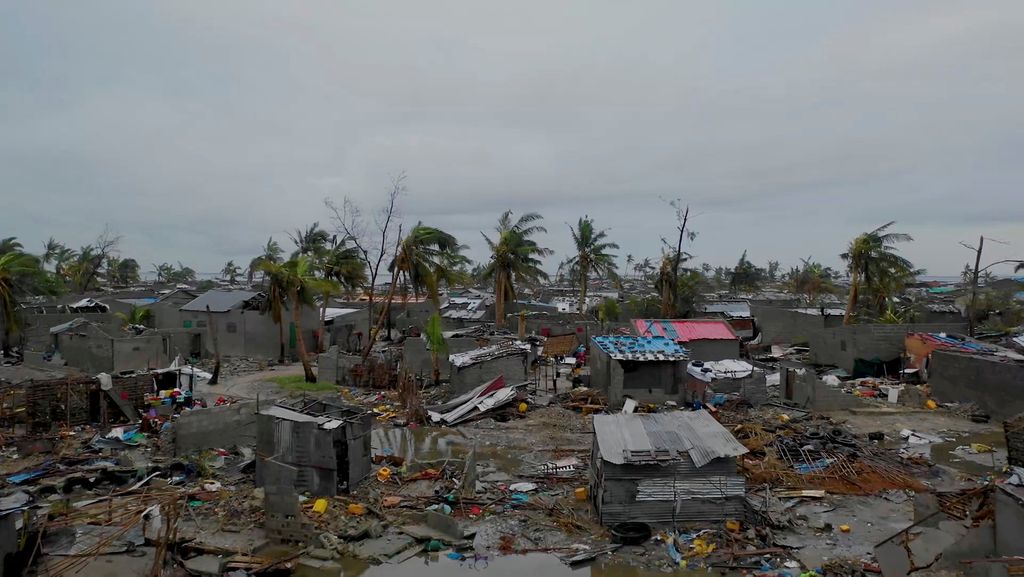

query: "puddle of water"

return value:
[370, 426, 524, 473]
[338, 552, 695, 577]
[927, 430, 1007, 476]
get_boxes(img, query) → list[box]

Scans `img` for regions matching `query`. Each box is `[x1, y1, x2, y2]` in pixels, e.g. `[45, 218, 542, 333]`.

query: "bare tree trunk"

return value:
[318, 290, 329, 353]
[843, 270, 859, 325]
[431, 349, 440, 386]
[362, 275, 399, 359]
[277, 319, 285, 364]
[205, 305, 221, 385]
[292, 292, 316, 382]
[671, 205, 690, 315]
[968, 235, 983, 337]
[494, 269, 506, 328]
[578, 263, 589, 314]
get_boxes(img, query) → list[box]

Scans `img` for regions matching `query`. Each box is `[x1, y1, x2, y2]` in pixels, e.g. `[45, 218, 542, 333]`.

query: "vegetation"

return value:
[480, 211, 552, 328]
[115, 305, 153, 329]
[563, 216, 619, 313]
[729, 250, 764, 293]
[1, 249, 46, 355]
[787, 258, 839, 305]
[281, 256, 339, 382]
[270, 373, 337, 392]
[220, 260, 242, 284]
[152, 261, 197, 285]
[249, 237, 283, 285]
[840, 221, 916, 324]
[424, 312, 447, 385]
[257, 260, 290, 363]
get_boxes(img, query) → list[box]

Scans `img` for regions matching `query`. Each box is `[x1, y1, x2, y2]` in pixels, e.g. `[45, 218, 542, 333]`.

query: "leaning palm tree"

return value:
[249, 237, 283, 285]
[221, 260, 241, 284]
[563, 216, 619, 314]
[288, 222, 331, 259]
[317, 239, 367, 352]
[258, 260, 290, 363]
[625, 254, 635, 280]
[840, 221, 915, 325]
[280, 256, 339, 382]
[479, 211, 552, 328]
[1, 250, 43, 356]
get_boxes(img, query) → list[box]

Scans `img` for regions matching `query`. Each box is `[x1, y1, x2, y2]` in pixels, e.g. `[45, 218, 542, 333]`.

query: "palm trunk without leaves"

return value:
[578, 263, 589, 314]
[277, 320, 285, 364]
[205, 305, 221, 385]
[318, 290, 329, 353]
[494, 269, 506, 328]
[843, 270, 859, 325]
[291, 290, 316, 382]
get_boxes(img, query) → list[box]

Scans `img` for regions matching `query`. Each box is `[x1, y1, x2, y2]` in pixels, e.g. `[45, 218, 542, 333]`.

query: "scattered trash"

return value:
[312, 498, 328, 514]
[348, 503, 367, 516]
[508, 482, 537, 492]
[376, 467, 393, 482]
[838, 524, 851, 533]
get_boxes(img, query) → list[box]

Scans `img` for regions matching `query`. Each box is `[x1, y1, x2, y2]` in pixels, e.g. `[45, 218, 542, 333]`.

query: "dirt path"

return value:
[194, 363, 306, 401]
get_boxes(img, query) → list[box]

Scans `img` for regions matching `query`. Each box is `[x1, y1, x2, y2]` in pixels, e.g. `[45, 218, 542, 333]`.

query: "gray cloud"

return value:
[2, 1, 1022, 277]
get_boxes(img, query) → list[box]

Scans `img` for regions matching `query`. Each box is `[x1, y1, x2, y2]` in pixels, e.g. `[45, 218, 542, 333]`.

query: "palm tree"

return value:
[480, 211, 552, 328]
[115, 305, 153, 329]
[221, 260, 241, 284]
[249, 237, 283, 285]
[289, 222, 331, 259]
[383, 223, 467, 374]
[281, 256, 338, 382]
[318, 239, 366, 352]
[625, 254, 635, 280]
[563, 216, 619, 313]
[639, 257, 653, 280]
[840, 221, 915, 325]
[0, 238, 24, 256]
[1, 250, 44, 356]
[424, 312, 447, 385]
[258, 260, 290, 363]
[960, 263, 974, 288]
[788, 258, 837, 305]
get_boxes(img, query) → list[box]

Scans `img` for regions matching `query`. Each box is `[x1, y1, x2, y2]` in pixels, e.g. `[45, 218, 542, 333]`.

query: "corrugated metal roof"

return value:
[180, 290, 260, 312]
[591, 335, 688, 361]
[633, 319, 738, 342]
[593, 411, 748, 468]
[543, 333, 579, 357]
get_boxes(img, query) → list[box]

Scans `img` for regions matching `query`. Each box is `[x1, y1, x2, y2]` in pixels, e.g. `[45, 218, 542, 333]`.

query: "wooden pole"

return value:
[968, 236, 983, 337]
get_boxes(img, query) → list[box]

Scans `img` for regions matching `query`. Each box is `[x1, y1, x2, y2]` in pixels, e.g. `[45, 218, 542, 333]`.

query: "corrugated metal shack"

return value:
[590, 411, 748, 525]
[255, 400, 374, 495]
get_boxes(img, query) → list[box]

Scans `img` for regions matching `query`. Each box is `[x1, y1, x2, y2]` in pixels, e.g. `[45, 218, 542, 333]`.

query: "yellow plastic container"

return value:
[376, 467, 392, 482]
[518, 402, 528, 414]
[347, 503, 366, 516]
[925, 399, 938, 410]
[574, 487, 588, 501]
[312, 498, 328, 514]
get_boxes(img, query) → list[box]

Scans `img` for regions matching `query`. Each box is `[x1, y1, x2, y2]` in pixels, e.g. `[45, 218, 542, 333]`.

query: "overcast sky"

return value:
[2, 1, 1022, 278]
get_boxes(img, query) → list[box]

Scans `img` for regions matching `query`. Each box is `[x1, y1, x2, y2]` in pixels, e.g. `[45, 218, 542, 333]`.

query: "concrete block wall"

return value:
[21, 312, 122, 351]
[402, 337, 487, 382]
[687, 339, 740, 362]
[450, 353, 528, 394]
[751, 306, 842, 346]
[173, 401, 257, 455]
[929, 350, 1024, 421]
[783, 367, 865, 411]
[809, 322, 968, 372]
[57, 326, 114, 374]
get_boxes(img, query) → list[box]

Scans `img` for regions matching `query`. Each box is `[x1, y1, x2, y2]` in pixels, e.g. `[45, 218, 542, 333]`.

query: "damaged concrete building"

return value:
[684, 359, 768, 406]
[255, 400, 374, 495]
[447, 340, 531, 394]
[590, 411, 748, 525]
[633, 319, 740, 361]
[588, 335, 689, 406]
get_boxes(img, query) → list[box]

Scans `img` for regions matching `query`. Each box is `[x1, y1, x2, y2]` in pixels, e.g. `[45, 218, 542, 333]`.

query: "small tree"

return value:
[424, 313, 447, 385]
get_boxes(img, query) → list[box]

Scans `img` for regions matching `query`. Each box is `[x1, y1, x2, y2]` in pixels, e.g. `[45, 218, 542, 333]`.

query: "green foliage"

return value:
[840, 221, 917, 323]
[598, 298, 620, 323]
[270, 374, 336, 392]
[564, 215, 619, 313]
[390, 223, 468, 307]
[115, 305, 153, 328]
[424, 313, 447, 356]
[787, 258, 839, 305]
[480, 211, 553, 325]
[729, 250, 765, 293]
[249, 237, 283, 284]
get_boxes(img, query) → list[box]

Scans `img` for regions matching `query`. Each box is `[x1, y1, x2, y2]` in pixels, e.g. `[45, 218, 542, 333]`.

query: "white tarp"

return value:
[687, 360, 755, 383]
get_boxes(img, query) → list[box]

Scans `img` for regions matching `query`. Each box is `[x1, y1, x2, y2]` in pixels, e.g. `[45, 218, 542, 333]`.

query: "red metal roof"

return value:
[633, 319, 738, 342]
